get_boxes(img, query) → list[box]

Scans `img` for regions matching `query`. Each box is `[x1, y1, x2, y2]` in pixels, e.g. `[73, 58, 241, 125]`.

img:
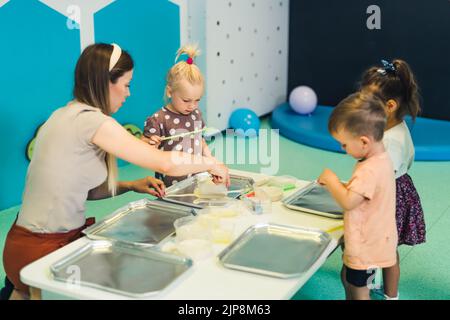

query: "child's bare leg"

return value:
[341, 265, 352, 300]
[30, 287, 42, 300]
[383, 251, 400, 298]
[9, 289, 29, 300]
[348, 284, 371, 300]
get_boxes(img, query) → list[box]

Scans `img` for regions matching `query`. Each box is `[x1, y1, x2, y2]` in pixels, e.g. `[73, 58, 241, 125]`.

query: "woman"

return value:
[2, 43, 229, 300]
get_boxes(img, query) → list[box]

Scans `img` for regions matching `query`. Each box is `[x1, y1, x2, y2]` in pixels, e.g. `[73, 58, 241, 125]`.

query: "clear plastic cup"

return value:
[242, 196, 272, 215]
[196, 201, 240, 244]
[255, 186, 283, 202]
[173, 216, 211, 242]
[210, 219, 236, 244]
[176, 239, 214, 261]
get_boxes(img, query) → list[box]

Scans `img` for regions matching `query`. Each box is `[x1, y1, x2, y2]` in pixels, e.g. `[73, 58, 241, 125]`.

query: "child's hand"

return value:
[142, 135, 161, 148]
[318, 169, 339, 186]
[130, 176, 166, 197]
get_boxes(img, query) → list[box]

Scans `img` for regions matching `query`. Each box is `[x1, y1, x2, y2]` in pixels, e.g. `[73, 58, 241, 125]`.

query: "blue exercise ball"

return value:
[289, 86, 318, 115]
[229, 108, 260, 137]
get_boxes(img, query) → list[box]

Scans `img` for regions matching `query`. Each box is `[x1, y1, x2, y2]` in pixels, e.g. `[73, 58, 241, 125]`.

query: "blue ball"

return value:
[229, 108, 260, 137]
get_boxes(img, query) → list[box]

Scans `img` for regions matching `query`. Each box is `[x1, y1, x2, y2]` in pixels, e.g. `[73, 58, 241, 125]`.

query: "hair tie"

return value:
[377, 59, 396, 75]
[186, 57, 194, 65]
[109, 43, 122, 71]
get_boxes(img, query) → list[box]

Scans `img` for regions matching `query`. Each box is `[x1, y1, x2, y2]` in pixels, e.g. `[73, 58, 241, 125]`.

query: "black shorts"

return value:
[0, 277, 14, 300]
[345, 266, 376, 288]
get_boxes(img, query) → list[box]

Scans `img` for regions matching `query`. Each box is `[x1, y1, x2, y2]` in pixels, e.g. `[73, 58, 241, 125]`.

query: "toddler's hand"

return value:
[142, 135, 162, 148]
[318, 169, 339, 186]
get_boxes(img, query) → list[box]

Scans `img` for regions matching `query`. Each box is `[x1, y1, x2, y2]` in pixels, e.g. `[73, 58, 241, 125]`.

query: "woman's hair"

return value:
[329, 92, 387, 141]
[164, 44, 204, 102]
[359, 59, 421, 121]
[73, 43, 134, 196]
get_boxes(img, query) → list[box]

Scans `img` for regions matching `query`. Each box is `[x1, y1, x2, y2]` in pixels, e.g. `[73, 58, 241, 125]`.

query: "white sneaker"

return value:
[384, 293, 399, 300]
[370, 287, 399, 300]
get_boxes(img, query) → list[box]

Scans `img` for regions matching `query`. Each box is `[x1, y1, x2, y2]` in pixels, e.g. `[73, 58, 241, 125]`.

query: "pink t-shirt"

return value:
[343, 151, 398, 270]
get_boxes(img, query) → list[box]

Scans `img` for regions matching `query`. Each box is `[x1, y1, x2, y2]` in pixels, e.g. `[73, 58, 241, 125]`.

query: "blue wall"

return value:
[0, 0, 180, 210]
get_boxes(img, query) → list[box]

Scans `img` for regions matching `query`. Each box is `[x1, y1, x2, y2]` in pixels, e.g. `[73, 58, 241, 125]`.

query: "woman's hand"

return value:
[209, 162, 230, 187]
[141, 135, 162, 148]
[318, 169, 340, 187]
[130, 176, 166, 197]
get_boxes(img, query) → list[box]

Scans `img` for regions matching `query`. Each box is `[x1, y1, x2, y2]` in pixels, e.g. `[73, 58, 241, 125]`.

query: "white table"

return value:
[21, 170, 343, 300]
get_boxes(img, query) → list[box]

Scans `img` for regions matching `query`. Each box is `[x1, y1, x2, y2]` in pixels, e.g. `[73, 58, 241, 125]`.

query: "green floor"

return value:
[1, 118, 449, 299]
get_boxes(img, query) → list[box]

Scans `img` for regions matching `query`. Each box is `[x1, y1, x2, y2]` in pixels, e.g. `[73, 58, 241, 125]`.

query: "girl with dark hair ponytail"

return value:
[359, 59, 426, 300]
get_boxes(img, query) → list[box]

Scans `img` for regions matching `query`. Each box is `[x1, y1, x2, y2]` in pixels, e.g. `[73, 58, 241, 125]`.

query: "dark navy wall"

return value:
[288, 0, 450, 120]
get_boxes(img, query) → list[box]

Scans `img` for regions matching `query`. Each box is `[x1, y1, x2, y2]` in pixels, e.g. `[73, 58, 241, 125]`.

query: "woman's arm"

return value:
[87, 180, 132, 200]
[92, 119, 229, 184]
[87, 177, 166, 200]
[202, 139, 215, 159]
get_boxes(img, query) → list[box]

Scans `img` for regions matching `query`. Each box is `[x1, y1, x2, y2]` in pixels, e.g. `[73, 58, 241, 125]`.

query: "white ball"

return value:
[289, 86, 318, 115]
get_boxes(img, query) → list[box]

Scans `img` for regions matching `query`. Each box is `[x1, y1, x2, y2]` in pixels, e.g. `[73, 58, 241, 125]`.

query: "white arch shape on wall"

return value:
[169, 0, 188, 47]
[0, 0, 10, 8]
[39, 0, 115, 51]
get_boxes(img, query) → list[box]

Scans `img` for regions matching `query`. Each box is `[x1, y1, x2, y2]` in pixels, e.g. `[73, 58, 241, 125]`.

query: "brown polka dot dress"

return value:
[143, 107, 206, 186]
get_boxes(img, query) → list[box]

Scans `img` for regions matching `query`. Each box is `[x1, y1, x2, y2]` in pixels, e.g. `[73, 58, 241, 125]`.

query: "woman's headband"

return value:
[109, 43, 122, 72]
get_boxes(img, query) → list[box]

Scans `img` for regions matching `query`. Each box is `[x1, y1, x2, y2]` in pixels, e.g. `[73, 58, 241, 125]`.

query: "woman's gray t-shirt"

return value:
[17, 101, 112, 233]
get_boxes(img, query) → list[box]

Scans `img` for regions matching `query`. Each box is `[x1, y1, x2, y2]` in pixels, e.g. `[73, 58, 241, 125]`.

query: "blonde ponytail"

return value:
[106, 153, 118, 196]
[165, 44, 204, 103]
[175, 44, 201, 63]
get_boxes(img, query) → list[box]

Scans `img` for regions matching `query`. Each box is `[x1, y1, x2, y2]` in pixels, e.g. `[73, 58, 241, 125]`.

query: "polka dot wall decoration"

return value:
[183, 0, 289, 131]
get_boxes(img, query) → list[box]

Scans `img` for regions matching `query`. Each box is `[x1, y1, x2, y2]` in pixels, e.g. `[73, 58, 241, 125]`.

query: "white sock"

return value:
[384, 293, 399, 300]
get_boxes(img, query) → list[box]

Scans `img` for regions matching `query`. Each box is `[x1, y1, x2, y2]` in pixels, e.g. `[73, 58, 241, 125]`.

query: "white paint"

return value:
[39, 0, 115, 50]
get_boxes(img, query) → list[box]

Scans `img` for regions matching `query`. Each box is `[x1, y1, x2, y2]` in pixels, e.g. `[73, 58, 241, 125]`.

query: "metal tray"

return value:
[282, 182, 343, 219]
[50, 240, 192, 298]
[162, 172, 254, 209]
[218, 223, 332, 278]
[83, 199, 194, 247]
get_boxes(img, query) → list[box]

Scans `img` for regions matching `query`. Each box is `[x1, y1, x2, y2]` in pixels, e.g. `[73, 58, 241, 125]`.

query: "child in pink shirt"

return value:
[318, 92, 398, 300]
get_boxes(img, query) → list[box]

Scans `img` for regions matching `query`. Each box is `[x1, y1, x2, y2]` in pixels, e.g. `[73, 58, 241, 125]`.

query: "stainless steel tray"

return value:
[218, 223, 332, 278]
[83, 199, 194, 247]
[50, 240, 192, 298]
[162, 172, 254, 209]
[282, 182, 343, 219]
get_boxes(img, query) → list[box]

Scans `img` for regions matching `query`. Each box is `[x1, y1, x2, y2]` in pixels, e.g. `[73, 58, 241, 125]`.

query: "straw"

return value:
[160, 127, 217, 141]
[164, 189, 247, 198]
[325, 224, 344, 234]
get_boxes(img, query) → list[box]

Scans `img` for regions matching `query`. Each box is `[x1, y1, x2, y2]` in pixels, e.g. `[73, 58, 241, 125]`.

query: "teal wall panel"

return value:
[0, 0, 181, 209]
[0, 0, 80, 210]
[95, 0, 180, 128]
